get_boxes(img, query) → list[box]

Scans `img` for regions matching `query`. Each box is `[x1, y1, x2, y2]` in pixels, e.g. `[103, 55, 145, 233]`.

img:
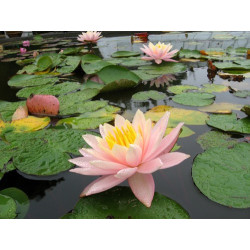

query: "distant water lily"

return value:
[77, 31, 102, 43]
[22, 40, 30, 47]
[69, 109, 190, 207]
[20, 48, 27, 54]
[33, 51, 39, 58]
[141, 42, 179, 64]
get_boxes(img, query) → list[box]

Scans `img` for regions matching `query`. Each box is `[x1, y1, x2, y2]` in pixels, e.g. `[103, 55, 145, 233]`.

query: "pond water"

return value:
[0, 31, 250, 218]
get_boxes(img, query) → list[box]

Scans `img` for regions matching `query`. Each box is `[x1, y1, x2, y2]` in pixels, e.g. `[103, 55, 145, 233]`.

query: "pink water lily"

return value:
[77, 31, 102, 43]
[69, 109, 190, 207]
[141, 42, 179, 64]
[22, 40, 30, 47]
[20, 47, 27, 54]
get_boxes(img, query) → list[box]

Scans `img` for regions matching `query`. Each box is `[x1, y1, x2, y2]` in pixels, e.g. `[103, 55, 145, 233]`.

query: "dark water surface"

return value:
[0, 31, 250, 218]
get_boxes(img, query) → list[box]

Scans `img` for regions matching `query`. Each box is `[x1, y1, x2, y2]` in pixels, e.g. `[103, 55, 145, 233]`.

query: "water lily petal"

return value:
[70, 166, 116, 176]
[128, 173, 155, 207]
[126, 144, 142, 167]
[80, 175, 127, 197]
[115, 167, 137, 178]
[114, 114, 126, 129]
[69, 157, 96, 167]
[90, 160, 126, 171]
[112, 144, 128, 163]
[159, 152, 190, 169]
[138, 158, 163, 174]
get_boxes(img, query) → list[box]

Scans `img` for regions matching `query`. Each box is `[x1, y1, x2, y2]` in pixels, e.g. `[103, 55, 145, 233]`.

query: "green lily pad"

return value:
[16, 81, 82, 98]
[16, 58, 35, 66]
[58, 89, 100, 113]
[166, 125, 195, 138]
[37, 56, 53, 71]
[62, 47, 83, 55]
[81, 80, 103, 90]
[168, 85, 198, 94]
[17, 64, 38, 74]
[62, 186, 190, 219]
[173, 92, 215, 107]
[107, 57, 152, 67]
[0, 188, 29, 219]
[4, 129, 96, 176]
[8, 74, 59, 88]
[201, 84, 229, 93]
[241, 105, 250, 116]
[192, 143, 250, 208]
[58, 105, 120, 129]
[59, 100, 108, 116]
[233, 91, 250, 98]
[81, 54, 102, 64]
[57, 56, 81, 74]
[137, 62, 187, 76]
[132, 90, 166, 101]
[206, 113, 250, 134]
[0, 194, 17, 219]
[199, 102, 243, 114]
[81, 60, 112, 75]
[197, 131, 239, 150]
[214, 62, 250, 70]
[97, 65, 140, 92]
[178, 49, 202, 59]
[111, 51, 141, 58]
[132, 70, 158, 81]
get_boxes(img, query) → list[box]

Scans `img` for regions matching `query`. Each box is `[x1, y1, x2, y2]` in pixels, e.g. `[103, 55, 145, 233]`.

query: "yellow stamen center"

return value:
[105, 122, 137, 149]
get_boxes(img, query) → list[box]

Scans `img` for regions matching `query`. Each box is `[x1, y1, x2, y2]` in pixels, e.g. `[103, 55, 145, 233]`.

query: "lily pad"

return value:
[233, 91, 250, 98]
[214, 62, 250, 70]
[132, 90, 166, 101]
[199, 102, 243, 114]
[81, 60, 112, 75]
[166, 125, 195, 138]
[206, 113, 250, 134]
[201, 84, 229, 93]
[58, 89, 100, 113]
[57, 56, 81, 74]
[107, 57, 152, 67]
[145, 105, 208, 126]
[197, 131, 238, 150]
[0, 188, 29, 219]
[173, 92, 215, 107]
[0, 194, 17, 219]
[16, 81, 82, 98]
[37, 56, 53, 71]
[17, 64, 38, 74]
[8, 74, 59, 88]
[137, 62, 187, 76]
[0, 101, 27, 121]
[111, 51, 141, 58]
[81, 54, 102, 64]
[241, 105, 250, 116]
[168, 85, 198, 94]
[62, 186, 190, 219]
[4, 129, 96, 176]
[97, 65, 140, 92]
[192, 143, 250, 208]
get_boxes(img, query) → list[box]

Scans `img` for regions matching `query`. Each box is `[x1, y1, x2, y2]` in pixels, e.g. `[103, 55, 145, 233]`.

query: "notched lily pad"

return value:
[0, 194, 17, 219]
[111, 51, 141, 58]
[132, 90, 166, 101]
[168, 85, 198, 94]
[62, 186, 190, 219]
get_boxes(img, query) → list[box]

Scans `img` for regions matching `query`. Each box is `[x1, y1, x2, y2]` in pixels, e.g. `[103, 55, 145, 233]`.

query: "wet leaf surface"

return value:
[192, 143, 250, 208]
[132, 90, 166, 101]
[62, 186, 190, 219]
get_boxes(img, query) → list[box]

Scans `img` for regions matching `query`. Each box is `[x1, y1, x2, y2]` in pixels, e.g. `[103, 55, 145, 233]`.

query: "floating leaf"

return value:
[197, 131, 238, 150]
[137, 62, 187, 76]
[0, 101, 27, 122]
[241, 105, 250, 116]
[132, 70, 158, 81]
[8, 74, 59, 88]
[16, 81, 82, 98]
[166, 125, 195, 138]
[192, 143, 250, 208]
[214, 62, 250, 70]
[36, 56, 53, 71]
[17, 64, 38, 74]
[206, 113, 250, 134]
[81, 80, 103, 90]
[0, 194, 17, 219]
[26, 95, 59, 116]
[173, 92, 215, 107]
[199, 102, 243, 114]
[107, 57, 152, 67]
[81, 60, 112, 74]
[168, 85, 198, 94]
[4, 129, 96, 176]
[97, 65, 140, 92]
[111, 51, 141, 58]
[145, 105, 208, 126]
[233, 91, 250, 98]
[57, 56, 81, 74]
[0, 188, 29, 219]
[62, 47, 82, 55]
[132, 90, 166, 101]
[81, 54, 102, 64]
[201, 84, 229, 93]
[58, 89, 100, 113]
[62, 187, 189, 219]
[178, 49, 202, 59]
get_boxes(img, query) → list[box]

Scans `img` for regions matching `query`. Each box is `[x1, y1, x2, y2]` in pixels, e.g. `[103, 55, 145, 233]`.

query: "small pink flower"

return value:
[20, 48, 27, 54]
[33, 51, 39, 58]
[141, 42, 179, 64]
[69, 109, 190, 207]
[22, 40, 30, 47]
[59, 49, 64, 54]
[77, 31, 102, 43]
